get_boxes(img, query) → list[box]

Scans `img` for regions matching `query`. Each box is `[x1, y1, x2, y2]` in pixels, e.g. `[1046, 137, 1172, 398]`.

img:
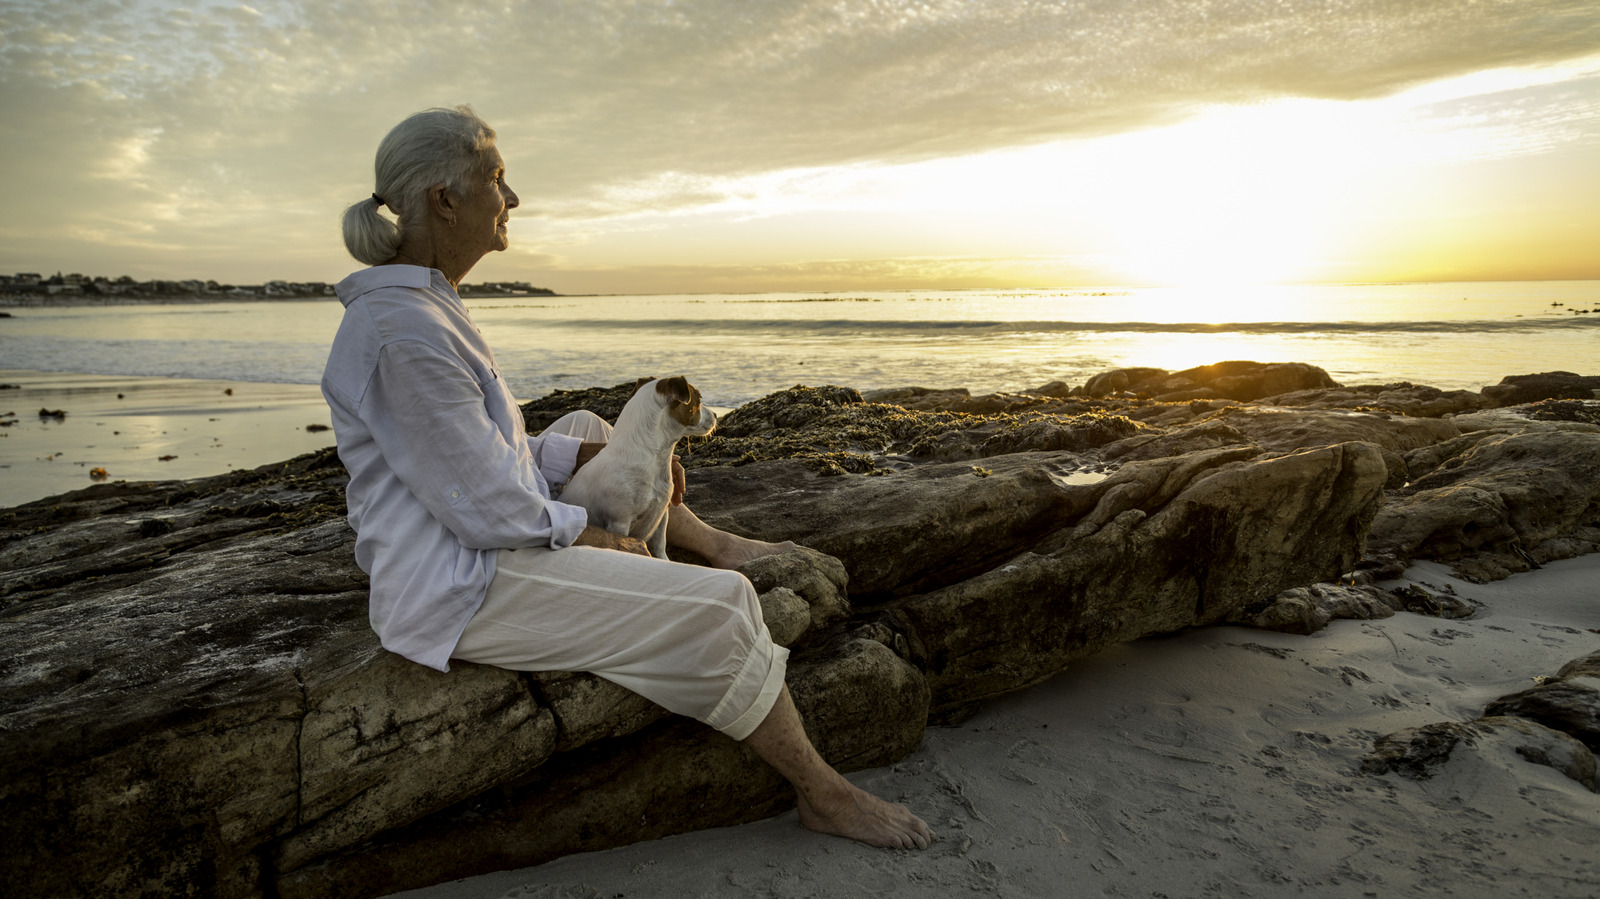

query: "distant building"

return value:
[1, 270, 445, 301]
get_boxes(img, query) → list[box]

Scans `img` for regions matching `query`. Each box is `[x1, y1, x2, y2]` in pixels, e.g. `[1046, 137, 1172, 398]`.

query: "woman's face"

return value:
[458, 145, 519, 255]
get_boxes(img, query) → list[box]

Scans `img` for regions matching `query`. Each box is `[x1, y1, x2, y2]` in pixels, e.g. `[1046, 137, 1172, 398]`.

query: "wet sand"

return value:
[388, 556, 1600, 899]
[0, 369, 334, 508]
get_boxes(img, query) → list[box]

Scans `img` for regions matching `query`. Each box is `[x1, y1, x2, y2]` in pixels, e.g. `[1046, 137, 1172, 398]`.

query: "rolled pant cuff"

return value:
[708, 629, 790, 741]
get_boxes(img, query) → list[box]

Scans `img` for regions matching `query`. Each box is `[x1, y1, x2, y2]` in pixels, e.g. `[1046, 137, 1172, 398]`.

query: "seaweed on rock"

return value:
[524, 384, 1149, 475]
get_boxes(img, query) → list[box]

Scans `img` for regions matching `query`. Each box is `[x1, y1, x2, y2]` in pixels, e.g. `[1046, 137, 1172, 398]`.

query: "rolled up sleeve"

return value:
[530, 430, 583, 490]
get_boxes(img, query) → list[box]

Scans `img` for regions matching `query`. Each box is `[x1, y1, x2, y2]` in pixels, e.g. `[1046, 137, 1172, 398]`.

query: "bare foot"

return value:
[797, 780, 935, 850]
[711, 535, 799, 570]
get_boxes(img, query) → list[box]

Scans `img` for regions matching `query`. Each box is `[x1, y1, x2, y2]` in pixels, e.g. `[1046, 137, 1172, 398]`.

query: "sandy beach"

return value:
[388, 556, 1600, 899]
[0, 369, 334, 508]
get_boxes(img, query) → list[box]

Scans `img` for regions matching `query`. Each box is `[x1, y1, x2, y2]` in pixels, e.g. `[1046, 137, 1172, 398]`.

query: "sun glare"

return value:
[531, 61, 1599, 295]
[576, 98, 1412, 292]
[1079, 101, 1386, 289]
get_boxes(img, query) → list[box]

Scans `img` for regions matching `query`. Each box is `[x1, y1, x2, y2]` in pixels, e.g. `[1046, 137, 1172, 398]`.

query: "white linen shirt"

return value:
[321, 265, 588, 671]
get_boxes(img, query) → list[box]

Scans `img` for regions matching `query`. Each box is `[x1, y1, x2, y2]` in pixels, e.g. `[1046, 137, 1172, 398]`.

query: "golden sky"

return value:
[2, 0, 1598, 293]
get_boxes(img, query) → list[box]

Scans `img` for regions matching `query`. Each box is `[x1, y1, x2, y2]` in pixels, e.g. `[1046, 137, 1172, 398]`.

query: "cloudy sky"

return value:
[2, 0, 1598, 293]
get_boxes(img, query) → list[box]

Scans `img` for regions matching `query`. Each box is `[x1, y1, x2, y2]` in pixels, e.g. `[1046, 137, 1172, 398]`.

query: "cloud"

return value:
[464, 0, 1600, 206]
[2, 0, 1598, 280]
[1393, 72, 1600, 163]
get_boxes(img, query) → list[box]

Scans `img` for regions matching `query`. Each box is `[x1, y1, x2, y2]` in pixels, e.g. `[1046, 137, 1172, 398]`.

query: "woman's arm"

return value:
[362, 340, 587, 549]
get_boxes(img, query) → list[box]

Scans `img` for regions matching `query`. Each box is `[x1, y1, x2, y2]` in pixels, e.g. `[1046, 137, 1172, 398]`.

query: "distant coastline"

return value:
[0, 270, 558, 307]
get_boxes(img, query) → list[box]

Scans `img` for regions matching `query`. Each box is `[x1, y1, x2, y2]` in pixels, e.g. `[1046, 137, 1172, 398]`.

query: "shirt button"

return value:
[451, 490, 460, 498]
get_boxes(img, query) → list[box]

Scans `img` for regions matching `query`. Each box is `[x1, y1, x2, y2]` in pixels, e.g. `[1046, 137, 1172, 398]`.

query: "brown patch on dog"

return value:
[631, 376, 656, 397]
[656, 376, 702, 427]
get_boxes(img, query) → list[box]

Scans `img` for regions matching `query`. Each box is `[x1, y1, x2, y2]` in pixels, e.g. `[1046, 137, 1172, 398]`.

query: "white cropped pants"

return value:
[451, 411, 788, 741]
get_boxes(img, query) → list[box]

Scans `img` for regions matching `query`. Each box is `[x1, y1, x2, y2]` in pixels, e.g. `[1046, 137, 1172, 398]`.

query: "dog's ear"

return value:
[658, 376, 702, 426]
[656, 376, 694, 406]
[631, 376, 655, 397]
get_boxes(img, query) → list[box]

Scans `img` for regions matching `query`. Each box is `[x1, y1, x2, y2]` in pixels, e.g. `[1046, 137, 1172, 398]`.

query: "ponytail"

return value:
[341, 195, 402, 266]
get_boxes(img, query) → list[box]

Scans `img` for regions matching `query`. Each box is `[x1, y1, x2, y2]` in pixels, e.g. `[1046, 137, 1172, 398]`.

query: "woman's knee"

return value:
[678, 569, 762, 632]
[540, 409, 611, 441]
[721, 571, 767, 631]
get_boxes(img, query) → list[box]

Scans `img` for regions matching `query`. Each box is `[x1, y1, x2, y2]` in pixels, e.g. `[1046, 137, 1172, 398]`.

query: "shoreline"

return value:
[0, 368, 739, 510]
[0, 369, 335, 508]
[1, 296, 324, 308]
[5, 362, 1595, 510]
[389, 556, 1600, 898]
[0, 290, 558, 309]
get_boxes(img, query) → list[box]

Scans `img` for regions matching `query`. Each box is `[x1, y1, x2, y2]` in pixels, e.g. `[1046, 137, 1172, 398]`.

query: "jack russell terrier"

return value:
[560, 376, 717, 559]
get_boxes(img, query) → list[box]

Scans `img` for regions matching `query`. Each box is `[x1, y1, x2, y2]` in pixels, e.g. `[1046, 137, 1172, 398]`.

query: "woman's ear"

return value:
[426, 183, 455, 223]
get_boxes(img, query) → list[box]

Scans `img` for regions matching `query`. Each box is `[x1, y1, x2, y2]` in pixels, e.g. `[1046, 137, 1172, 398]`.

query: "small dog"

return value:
[560, 376, 717, 559]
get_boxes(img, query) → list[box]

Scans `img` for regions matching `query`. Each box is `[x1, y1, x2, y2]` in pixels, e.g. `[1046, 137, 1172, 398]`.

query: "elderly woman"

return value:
[323, 106, 931, 850]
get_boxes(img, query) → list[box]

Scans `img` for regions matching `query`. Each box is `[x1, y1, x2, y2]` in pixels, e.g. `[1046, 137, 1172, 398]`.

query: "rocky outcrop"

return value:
[678, 372, 1600, 588]
[1366, 426, 1600, 581]
[1485, 681, 1600, 752]
[1080, 360, 1337, 401]
[1481, 371, 1600, 406]
[1363, 647, 1600, 792]
[1483, 649, 1600, 752]
[4, 364, 1597, 898]
[1258, 383, 1492, 417]
[1361, 717, 1596, 791]
[684, 440, 1386, 717]
[864, 361, 1339, 415]
[0, 451, 874, 899]
[1226, 577, 1475, 635]
[274, 633, 926, 898]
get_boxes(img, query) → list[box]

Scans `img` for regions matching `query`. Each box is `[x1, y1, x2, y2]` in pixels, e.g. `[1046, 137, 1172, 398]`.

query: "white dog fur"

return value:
[559, 376, 717, 559]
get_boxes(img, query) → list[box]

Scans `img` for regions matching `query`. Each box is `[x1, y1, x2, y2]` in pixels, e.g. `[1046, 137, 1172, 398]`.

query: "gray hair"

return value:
[341, 105, 498, 266]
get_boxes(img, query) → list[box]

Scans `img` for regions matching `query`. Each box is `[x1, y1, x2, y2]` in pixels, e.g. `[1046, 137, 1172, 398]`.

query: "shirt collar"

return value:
[335, 264, 448, 307]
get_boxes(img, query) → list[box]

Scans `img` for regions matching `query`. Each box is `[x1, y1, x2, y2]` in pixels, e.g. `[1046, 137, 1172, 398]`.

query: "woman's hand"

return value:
[572, 524, 649, 556]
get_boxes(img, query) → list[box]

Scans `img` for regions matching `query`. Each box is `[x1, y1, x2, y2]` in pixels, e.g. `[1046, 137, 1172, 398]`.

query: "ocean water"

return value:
[2, 281, 1596, 407]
